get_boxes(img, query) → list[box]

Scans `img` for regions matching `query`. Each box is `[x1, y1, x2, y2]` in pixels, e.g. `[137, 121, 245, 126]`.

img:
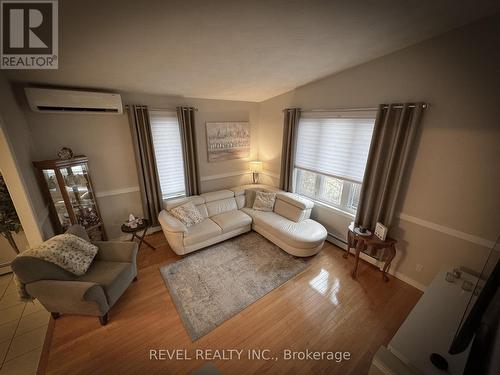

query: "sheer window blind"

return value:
[295, 112, 376, 183]
[150, 110, 186, 199]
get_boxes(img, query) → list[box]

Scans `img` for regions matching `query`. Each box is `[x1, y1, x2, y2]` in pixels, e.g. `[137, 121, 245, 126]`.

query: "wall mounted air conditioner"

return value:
[25, 87, 123, 114]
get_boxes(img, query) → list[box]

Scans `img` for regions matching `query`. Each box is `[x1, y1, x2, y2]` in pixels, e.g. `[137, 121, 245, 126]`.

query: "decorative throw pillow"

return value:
[169, 201, 204, 227]
[20, 233, 98, 276]
[253, 191, 277, 212]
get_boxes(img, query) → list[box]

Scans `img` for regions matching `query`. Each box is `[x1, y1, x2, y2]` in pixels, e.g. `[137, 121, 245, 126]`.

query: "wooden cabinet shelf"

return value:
[33, 155, 106, 241]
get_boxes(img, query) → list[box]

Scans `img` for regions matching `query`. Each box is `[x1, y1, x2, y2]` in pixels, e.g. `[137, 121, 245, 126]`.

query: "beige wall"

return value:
[2, 15, 498, 289]
[257, 15, 500, 287]
[22, 91, 259, 239]
[0, 73, 51, 246]
[121, 92, 260, 186]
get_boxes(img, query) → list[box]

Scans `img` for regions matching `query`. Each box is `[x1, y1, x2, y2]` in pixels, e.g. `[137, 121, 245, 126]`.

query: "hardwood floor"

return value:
[43, 232, 421, 375]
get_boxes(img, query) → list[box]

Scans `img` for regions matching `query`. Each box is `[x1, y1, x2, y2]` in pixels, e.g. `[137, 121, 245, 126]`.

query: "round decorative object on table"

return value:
[121, 218, 155, 250]
[353, 227, 372, 236]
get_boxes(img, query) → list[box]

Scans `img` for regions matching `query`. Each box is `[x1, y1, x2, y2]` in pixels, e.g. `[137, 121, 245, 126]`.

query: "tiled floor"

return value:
[0, 273, 49, 375]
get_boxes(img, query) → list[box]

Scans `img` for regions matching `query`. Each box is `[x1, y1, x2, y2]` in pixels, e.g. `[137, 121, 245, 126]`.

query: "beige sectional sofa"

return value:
[158, 184, 327, 257]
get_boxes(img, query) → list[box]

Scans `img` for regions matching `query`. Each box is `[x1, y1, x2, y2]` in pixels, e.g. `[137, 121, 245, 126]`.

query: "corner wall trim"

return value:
[95, 186, 140, 198]
[38, 204, 50, 228]
[398, 213, 495, 249]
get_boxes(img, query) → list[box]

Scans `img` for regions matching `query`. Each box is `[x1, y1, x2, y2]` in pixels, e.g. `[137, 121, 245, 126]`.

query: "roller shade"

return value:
[150, 110, 186, 198]
[295, 113, 376, 183]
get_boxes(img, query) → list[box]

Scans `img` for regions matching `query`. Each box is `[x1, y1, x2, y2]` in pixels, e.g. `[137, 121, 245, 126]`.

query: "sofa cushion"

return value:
[211, 210, 252, 233]
[78, 260, 135, 307]
[235, 195, 245, 209]
[200, 189, 234, 202]
[243, 208, 326, 249]
[206, 197, 238, 217]
[183, 219, 222, 246]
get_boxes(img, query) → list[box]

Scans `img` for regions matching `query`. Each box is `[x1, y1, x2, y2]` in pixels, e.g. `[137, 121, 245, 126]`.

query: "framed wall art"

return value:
[206, 121, 250, 162]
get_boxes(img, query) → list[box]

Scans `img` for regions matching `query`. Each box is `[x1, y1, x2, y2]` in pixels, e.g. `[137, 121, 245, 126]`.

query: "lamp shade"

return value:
[249, 161, 263, 173]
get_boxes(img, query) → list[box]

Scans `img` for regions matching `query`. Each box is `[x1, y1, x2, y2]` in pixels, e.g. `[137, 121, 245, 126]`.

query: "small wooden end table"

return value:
[121, 218, 155, 250]
[345, 223, 397, 281]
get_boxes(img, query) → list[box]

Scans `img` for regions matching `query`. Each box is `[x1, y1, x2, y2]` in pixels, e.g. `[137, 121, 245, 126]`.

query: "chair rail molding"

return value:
[397, 213, 495, 249]
[95, 186, 140, 198]
[200, 170, 251, 182]
[200, 169, 281, 182]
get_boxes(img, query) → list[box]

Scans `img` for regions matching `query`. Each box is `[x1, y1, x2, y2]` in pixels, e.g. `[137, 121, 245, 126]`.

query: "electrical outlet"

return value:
[415, 264, 423, 272]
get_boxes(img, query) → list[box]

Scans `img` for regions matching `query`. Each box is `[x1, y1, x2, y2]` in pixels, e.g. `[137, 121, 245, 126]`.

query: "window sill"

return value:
[308, 199, 356, 220]
[163, 193, 186, 201]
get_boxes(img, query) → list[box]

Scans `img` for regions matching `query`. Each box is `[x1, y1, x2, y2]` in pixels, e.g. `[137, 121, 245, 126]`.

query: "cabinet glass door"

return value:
[42, 169, 71, 230]
[59, 163, 101, 230]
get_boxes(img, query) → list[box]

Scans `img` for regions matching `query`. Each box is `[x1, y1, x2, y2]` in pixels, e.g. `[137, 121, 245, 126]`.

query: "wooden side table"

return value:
[121, 218, 155, 250]
[345, 223, 397, 281]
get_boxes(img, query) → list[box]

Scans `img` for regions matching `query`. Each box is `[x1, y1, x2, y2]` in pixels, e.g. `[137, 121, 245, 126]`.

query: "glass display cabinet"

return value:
[33, 155, 106, 241]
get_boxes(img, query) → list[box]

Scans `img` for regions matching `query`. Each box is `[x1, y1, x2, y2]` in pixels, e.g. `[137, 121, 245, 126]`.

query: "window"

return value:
[294, 111, 376, 214]
[150, 111, 186, 199]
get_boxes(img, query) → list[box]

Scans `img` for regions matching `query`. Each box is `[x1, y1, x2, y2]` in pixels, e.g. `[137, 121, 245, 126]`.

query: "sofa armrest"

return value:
[26, 280, 109, 315]
[158, 210, 188, 234]
[93, 241, 138, 263]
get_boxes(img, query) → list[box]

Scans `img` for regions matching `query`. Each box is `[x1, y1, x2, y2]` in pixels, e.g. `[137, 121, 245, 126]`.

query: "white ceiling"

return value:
[5, 0, 500, 102]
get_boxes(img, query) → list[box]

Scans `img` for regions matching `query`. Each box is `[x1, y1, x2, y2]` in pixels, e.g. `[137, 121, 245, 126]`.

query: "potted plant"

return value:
[0, 174, 22, 254]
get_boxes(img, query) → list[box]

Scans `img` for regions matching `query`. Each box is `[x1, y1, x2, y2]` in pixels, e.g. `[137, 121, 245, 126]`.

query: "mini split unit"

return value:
[25, 87, 123, 114]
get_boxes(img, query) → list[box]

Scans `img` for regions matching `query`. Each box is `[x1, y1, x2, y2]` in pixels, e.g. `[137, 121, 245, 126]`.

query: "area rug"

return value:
[160, 231, 309, 341]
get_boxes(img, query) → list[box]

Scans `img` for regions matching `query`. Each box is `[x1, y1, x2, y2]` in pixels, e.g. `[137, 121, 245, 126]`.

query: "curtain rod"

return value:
[125, 105, 198, 111]
[283, 103, 429, 112]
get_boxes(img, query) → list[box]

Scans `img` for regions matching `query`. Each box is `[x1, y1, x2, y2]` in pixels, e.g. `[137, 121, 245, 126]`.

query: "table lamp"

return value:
[249, 161, 263, 184]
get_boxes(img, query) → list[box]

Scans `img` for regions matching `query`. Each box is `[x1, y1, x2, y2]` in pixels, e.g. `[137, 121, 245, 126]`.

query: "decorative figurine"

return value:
[57, 147, 74, 160]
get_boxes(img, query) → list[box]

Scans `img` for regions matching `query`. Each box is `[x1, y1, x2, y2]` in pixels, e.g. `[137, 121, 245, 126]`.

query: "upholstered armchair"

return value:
[11, 225, 138, 325]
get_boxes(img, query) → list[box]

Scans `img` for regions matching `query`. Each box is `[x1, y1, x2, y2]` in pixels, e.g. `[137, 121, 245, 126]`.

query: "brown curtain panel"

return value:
[280, 108, 301, 191]
[177, 106, 200, 196]
[128, 105, 163, 226]
[355, 103, 425, 232]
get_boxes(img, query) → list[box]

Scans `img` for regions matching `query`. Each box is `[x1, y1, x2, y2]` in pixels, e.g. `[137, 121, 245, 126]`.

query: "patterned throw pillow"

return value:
[253, 191, 277, 212]
[169, 201, 204, 227]
[20, 233, 98, 275]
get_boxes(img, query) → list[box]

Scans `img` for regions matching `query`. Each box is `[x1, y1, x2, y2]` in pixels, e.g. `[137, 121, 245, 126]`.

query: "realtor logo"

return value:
[1, 0, 58, 69]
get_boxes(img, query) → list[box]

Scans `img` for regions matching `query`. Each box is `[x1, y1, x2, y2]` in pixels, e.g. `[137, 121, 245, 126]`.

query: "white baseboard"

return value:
[326, 234, 426, 292]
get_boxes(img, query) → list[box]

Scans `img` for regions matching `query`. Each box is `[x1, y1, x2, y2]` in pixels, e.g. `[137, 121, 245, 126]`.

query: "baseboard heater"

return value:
[326, 232, 348, 250]
[326, 232, 385, 269]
